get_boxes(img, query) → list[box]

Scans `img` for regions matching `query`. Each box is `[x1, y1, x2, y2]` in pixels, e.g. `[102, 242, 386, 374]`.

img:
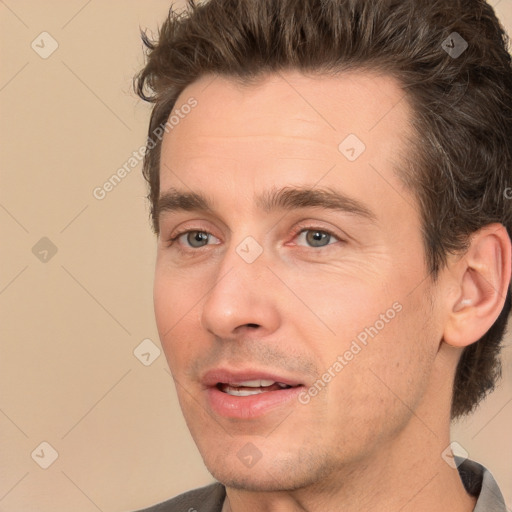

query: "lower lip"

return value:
[206, 385, 304, 419]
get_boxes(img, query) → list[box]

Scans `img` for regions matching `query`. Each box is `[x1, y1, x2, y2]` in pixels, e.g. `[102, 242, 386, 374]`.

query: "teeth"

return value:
[224, 387, 266, 396]
[233, 379, 276, 387]
[219, 380, 294, 396]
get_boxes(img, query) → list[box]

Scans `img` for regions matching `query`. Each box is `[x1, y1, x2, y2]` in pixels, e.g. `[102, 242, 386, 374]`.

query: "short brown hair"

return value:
[134, 0, 512, 419]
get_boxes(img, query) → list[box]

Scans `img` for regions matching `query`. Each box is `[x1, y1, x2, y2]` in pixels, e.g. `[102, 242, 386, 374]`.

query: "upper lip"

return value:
[201, 367, 304, 388]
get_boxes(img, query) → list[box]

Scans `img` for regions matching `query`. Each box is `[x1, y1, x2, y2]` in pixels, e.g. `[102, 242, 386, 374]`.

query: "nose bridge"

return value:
[200, 236, 279, 337]
[214, 233, 268, 293]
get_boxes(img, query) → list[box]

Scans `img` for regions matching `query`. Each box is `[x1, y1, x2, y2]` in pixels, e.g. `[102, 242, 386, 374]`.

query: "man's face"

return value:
[154, 71, 446, 490]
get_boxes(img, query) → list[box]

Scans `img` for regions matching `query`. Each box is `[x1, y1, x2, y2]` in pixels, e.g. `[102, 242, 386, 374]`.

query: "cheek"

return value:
[153, 266, 203, 369]
[288, 271, 399, 354]
[322, 291, 436, 434]
[153, 272, 176, 337]
[299, 259, 435, 389]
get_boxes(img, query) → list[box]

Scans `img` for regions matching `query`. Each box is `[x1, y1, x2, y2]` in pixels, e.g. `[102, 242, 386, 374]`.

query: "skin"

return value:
[153, 70, 510, 512]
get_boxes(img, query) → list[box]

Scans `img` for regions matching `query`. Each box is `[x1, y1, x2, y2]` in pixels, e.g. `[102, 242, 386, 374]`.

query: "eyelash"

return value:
[166, 224, 344, 252]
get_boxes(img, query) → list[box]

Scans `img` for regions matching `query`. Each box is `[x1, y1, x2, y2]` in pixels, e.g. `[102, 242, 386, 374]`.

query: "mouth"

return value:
[217, 379, 296, 396]
[202, 370, 305, 419]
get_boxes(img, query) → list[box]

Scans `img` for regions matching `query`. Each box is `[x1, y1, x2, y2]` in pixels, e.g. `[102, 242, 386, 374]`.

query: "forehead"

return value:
[172, 69, 408, 135]
[162, 69, 412, 167]
[159, 70, 415, 213]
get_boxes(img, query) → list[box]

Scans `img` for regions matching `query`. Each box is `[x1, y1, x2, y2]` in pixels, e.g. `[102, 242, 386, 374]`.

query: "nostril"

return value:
[246, 323, 260, 329]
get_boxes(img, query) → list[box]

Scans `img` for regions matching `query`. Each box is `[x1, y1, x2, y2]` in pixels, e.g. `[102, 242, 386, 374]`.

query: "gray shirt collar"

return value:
[456, 457, 508, 511]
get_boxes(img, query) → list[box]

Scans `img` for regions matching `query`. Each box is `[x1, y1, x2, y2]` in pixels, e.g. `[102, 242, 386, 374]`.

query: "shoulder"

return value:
[131, 482, 226, 512]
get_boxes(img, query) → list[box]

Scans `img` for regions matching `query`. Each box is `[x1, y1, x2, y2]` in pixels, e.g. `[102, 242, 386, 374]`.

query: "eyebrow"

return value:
[157, 186, 377, 222]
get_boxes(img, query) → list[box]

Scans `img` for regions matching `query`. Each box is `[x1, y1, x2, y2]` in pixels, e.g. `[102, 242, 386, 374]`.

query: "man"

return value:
[133, 0, 512, 510]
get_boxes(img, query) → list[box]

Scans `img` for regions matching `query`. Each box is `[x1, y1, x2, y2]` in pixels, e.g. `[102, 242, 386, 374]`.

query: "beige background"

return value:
[0, 1, 511, 511]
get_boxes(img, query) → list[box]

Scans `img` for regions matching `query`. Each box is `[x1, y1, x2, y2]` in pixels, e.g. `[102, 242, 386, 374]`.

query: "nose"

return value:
[200, 244, 281, 340]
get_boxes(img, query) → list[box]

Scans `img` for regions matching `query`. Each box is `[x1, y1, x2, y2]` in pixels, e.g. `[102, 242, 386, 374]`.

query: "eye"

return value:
[168, 227, 341, 251]
[170, 230, 220, 249]
[296, 229, 340, 248]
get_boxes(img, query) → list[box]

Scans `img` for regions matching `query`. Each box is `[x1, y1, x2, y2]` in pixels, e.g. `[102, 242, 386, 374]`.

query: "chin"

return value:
[199, 444, 337, 493]
[207, 465, 311, 492]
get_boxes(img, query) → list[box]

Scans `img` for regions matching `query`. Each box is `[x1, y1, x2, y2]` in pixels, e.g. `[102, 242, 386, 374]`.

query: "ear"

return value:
[443, 223, 511, 348]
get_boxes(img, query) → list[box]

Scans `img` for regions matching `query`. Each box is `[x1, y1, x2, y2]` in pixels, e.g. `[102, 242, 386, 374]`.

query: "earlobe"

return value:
[443, 224, 511, 348]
